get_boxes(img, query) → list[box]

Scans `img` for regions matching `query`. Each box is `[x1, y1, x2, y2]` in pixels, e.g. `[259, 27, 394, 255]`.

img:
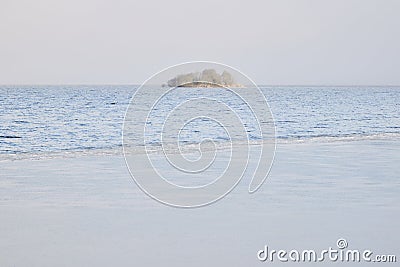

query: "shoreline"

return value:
[1, 133, 399, 161]
[1, 138, 399, 209]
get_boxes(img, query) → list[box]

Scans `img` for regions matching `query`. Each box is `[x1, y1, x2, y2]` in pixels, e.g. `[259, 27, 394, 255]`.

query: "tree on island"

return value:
[167, 69, 240, 88]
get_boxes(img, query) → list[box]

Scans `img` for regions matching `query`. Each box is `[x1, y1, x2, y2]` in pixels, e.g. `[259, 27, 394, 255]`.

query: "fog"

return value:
[1, 0, 399, 85]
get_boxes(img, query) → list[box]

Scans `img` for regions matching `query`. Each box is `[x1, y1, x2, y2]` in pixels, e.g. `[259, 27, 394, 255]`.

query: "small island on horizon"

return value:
[165, 69, 244, 88]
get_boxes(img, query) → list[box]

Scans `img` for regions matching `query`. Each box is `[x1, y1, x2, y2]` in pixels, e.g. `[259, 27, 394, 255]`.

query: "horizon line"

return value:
[1, 83, 400, 87]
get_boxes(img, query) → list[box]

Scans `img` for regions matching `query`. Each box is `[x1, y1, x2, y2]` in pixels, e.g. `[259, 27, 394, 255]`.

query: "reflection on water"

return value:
[1, 85, 399, 155]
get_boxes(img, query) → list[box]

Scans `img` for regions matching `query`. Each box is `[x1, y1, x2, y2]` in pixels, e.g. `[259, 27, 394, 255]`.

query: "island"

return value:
[166, 69, 243, 88]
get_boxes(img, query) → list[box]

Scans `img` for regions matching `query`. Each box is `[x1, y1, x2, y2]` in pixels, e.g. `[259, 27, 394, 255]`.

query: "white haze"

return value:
[0, 0, 399, 85]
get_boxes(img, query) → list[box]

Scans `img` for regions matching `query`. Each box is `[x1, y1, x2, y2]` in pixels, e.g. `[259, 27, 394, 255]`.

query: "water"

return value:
[0, 85, 130, 154]
[1, 85, 399, 156]
[1, 86, 399, 266]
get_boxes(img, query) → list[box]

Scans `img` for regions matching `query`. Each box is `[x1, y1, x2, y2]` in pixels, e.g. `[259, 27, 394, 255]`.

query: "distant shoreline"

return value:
[167, 69, 243, 88]
[174, 81, 244, 88]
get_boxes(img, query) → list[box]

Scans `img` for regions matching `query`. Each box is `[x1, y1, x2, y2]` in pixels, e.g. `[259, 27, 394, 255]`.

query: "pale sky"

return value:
[1, 0, 399, 85]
